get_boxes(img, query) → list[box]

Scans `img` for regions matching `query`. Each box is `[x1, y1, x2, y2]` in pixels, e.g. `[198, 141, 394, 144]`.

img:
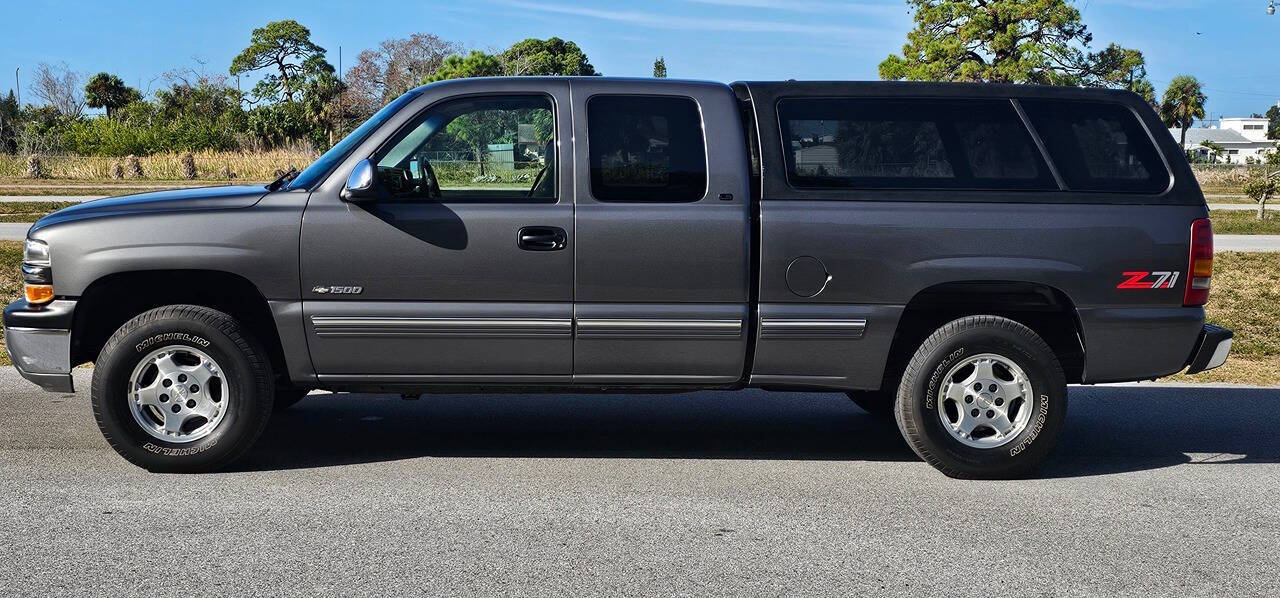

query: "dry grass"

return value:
[1163, 251, 1280, 386]
[1192, 165, 1260, 195]
[0, 150, 316, 182]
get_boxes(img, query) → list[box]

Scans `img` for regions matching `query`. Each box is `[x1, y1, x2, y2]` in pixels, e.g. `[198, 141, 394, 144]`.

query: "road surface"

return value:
[1, 368, 1276, 596]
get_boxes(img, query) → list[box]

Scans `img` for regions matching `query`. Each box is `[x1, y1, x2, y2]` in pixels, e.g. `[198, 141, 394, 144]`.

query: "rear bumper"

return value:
[4, 299, 76, 393]
[1184, 324, 1233, 375]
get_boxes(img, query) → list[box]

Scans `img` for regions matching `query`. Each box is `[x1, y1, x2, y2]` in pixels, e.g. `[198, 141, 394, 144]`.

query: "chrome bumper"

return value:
[4, 299, 76, 393]
[1185, 324, 1233, 375]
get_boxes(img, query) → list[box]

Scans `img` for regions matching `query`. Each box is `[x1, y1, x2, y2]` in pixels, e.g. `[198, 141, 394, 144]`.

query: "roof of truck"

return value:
[416, 76, 1145, 102]
[735, 80, 1147, 103]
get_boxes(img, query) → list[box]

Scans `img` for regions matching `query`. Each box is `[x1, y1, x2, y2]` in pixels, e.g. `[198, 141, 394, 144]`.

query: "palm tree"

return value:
[1160, 75, 1206, 150]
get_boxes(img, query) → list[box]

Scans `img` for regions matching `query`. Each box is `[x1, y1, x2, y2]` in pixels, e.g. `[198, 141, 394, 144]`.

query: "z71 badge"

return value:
[1116, 271, 1180, 290]
[312, 285, 363, 295]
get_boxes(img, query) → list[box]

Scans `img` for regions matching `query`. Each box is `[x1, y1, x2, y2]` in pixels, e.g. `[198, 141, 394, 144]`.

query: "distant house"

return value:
[1170, 115, 1278, 164]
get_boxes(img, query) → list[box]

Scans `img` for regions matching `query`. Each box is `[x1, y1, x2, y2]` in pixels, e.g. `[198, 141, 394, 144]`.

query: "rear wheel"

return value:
[91, 305, 274, 472]
[894, 315, 1067, 479]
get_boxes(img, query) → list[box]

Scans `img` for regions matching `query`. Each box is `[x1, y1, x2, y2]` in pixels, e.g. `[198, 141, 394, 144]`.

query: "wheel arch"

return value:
[70, 269, 291, 383]
[886, 280, 1086, 384]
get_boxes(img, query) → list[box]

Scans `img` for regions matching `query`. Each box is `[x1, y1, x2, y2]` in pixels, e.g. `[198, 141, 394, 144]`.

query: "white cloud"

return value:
[687, 0, 903, 17]
[496, 0, 888, 38]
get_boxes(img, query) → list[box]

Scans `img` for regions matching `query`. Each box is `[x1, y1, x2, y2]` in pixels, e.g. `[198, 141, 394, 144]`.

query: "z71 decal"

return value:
[1117, 271, 1180, 290]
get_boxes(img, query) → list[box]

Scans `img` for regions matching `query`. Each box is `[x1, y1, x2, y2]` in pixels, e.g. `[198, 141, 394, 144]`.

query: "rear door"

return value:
[299, 80, 575, 384]
[569, 80, 751, 384]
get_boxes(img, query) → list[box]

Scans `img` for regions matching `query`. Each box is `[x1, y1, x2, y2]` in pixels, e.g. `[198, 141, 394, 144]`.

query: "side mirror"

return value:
[340, 159, 377, 202]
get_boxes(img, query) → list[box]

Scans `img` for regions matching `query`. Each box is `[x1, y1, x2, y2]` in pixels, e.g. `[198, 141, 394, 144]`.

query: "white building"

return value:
[1170, 110, 1278, 164]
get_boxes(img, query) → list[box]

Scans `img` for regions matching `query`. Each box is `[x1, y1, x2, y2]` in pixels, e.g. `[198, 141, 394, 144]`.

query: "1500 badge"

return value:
[1116, 271, 1180, 289]
[312, 285, 363, 295]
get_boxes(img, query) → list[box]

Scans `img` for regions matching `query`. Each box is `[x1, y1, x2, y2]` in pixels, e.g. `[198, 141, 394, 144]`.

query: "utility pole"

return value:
[338, 46, 343, 136]
[14, 67, 19, 107]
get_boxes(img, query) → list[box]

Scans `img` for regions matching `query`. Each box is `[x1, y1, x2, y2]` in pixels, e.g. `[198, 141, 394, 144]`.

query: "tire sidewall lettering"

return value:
[925, 347, 966, 410]
[1009, 393, 1050, 457]
[142, 437, 218, 456]
[135, 332, 210, 353]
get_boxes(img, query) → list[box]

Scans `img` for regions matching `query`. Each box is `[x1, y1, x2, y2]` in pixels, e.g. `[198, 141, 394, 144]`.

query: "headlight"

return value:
[22, 239, 53, 305]
[24, 239, 50, 267]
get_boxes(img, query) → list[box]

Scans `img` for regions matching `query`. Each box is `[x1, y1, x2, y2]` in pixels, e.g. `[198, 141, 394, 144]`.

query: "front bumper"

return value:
[1185, 324, 1233, 375]
[3, 299, 76, 393]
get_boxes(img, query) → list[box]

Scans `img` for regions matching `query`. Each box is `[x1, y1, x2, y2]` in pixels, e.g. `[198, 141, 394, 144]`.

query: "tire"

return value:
[846, 390, 894, 417]
[91, 305, 275, 472]
[894, 315, 1067, 479]
[273, 385, 311, 412]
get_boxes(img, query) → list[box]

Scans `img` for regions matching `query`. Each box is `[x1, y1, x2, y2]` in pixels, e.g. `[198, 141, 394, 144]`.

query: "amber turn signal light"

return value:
[24, 284, 54, 304]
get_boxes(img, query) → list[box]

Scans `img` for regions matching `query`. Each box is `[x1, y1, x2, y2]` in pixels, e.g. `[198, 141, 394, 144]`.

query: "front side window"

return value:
[1020, 100, 1169, 193]
[375, 95, 556, 201]
[287, 89, 422, 190]
[777, 98, 1055, 191]
[587, 95, 707, 202]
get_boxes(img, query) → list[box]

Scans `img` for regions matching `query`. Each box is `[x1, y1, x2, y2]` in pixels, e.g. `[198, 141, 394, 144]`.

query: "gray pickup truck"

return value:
[4, 77, 1232, 478]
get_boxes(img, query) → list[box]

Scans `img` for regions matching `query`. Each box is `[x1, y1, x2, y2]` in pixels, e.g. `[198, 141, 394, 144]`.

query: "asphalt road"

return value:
[1, 368, 1277, 596]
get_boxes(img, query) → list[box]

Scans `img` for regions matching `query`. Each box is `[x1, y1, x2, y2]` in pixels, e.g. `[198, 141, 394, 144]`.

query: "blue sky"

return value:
[3, 0, 1278, 122]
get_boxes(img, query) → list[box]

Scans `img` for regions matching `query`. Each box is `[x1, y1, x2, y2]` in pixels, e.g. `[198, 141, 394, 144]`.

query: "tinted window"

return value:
[588, 95, 707, 202]
[376, 95, 555, 201]
[1021, 100, 1169, 193]
[777, 98, 1054, 190]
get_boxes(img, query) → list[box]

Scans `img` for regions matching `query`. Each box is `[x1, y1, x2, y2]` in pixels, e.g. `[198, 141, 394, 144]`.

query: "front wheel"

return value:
[895, 316, 1067, 479]
[91, 305, 275, 472]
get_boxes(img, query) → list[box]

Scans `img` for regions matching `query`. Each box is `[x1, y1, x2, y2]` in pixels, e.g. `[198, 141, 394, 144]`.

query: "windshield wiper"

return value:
[266, 167, 300, 191]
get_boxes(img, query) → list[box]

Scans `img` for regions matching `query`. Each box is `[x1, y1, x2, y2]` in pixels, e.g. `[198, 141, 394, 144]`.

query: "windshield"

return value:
[285, 89, 423, 191]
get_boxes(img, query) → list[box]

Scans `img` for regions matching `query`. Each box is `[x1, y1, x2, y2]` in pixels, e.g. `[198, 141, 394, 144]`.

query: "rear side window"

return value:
[777, 98, 1055, 191]
[587, 95, 707, 202]
[1020, 100, 1169, 194]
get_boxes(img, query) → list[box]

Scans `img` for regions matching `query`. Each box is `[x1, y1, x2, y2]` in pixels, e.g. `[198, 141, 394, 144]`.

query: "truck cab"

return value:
[4, 77, 1232, 478]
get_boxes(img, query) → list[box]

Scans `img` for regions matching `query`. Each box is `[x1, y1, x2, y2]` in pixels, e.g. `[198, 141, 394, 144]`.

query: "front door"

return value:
[300, 83, 574, 384]
[569, 81, 751, 384]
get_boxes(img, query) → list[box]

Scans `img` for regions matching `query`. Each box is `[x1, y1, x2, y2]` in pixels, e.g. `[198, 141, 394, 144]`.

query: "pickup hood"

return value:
[30, 184, 270, 233]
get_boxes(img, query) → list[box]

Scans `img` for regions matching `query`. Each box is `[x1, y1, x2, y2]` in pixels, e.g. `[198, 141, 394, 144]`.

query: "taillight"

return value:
[1184, 218, 1212, 306]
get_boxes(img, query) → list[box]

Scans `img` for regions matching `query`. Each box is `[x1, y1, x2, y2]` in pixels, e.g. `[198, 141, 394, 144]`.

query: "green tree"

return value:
[1160, 75, 1207, 150]
[1085, 44, 1155, 102]
[230, 19, 330, 103]
[425, 51, 504, 82]
[1266, 105, 1280, 140]
[84, 72, 142, 117]
[653, 57, 667, 78]
[1200, 140, 1224, 164]
[499, 37, 598, 76]
[0, 90, 18, 153]
[1243, 165, 1278, 220]
[879, 0, 1145, 87]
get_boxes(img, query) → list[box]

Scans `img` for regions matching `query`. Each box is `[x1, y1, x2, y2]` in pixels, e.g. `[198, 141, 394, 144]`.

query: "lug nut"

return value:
[190, 385, 199, 393]
[988, 384, 997, 392]
[162, 379, 172, 388]
[973, 383, 982, 391]
[171, 405, 180, 413]
[970, 408, 979, 417]
[964, 395, 973, 404]
[986, 410, 995, 418]
[178, 374, 187, 383]
[994, 398, 1004, 406]
[159, 394, 169, 403]
[186, 399, 196, 408]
